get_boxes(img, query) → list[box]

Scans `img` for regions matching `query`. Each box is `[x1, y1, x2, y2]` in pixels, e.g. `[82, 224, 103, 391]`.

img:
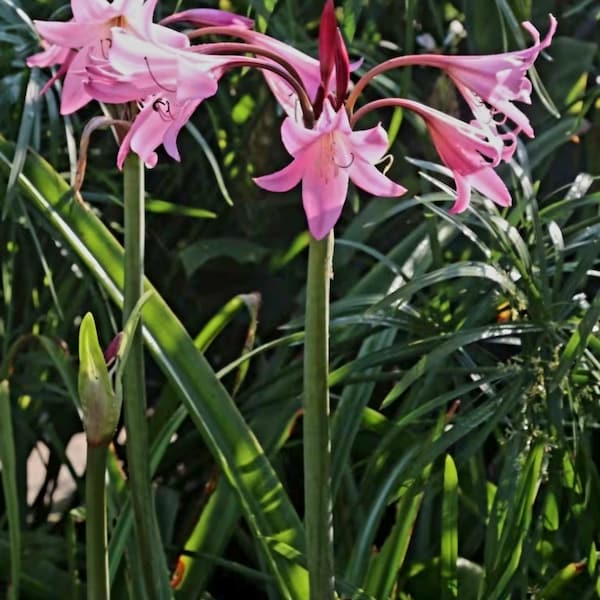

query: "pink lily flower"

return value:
[84, 28, 235, 168]
[27, 0, 188, 114]
[254, 100, 406, 240]
[253, 0, 405, 239]
[85, 27, 231, 104]
[349, 16, 557, 141]
[390, 99, 512, 213]
[416, 16, 557, 138]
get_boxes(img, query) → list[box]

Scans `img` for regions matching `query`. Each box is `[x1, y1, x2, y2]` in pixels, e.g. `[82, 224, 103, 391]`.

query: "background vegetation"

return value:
[1, 0, 599, 598]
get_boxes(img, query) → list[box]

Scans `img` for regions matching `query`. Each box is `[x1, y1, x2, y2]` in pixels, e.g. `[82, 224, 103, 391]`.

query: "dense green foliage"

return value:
[1, 0, 600, 598]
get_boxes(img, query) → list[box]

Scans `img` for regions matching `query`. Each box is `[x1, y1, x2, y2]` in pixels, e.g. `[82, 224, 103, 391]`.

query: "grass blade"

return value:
[441, 454, 459, 600]
[0, 379, 21, 600]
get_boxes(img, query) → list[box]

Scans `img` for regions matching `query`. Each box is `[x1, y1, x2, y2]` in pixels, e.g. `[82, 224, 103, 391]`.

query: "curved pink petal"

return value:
[84, 71, 147, 103]
[175, 56, 222, 101]
[108, 29, 224, 102]
[118, 105, 166, 169]
[162, 100, 199, 161]
[34, 20, 105, 48]
[60, 50, 93, 114]
[281, 118, 321, 154]
[349, 160, 406, 197]
[70, 0, 111, 22]
[109, 28, 175, 79]
[117, 125, 143, 170]
[467, 167, 512, 208]
[302, 150, 350, 239]
[449, 175, 472, 214]
[27, 43, 71, 67]
[128, 0, 188, 47]
[244, 31, 322, 115]
[349, 124, 389, 162]
[149, 23, 189, 49]
[321, 101, 351, 133]
[254, 157, 305, 193]
[491, 97, 533, 138]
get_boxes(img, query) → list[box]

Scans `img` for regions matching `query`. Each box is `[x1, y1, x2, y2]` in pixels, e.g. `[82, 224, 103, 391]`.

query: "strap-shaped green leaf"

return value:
[0, 379, 20, 600]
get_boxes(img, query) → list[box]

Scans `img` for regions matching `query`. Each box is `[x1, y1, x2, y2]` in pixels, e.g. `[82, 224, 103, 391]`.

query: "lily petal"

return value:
[350, 124, 389, 162]
[61, 50, 93, 114]
[302, 151, 350, 240]
[350, 159, 407, 197]
[254, 157, 305, 193]
[281, 118, 321, 154]
[467, 167, 512, 208]
[33, 20, 103, 48]
[449, 175, 472, 214]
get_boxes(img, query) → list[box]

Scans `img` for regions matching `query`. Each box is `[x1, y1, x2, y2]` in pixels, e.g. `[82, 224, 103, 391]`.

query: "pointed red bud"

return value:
[334, 28, 350, 108]
[313, 85, 325, 119]
[103, 331, 123, 367]
[318, 0, 337, 88]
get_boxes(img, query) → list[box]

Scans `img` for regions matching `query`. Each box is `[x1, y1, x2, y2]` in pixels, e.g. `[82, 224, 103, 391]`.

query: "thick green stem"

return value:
[303, 231, 335, 600]
[86, 444, 109, 600]
[122, 154, 173, 599]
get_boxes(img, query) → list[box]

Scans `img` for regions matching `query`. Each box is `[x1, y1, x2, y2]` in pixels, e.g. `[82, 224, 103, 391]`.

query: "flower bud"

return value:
[78, 313, 121, 447]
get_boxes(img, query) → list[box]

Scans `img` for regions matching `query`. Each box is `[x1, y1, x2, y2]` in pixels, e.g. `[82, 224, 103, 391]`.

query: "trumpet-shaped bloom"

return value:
[254, 101, 406, 239]
[27, 0, 188, 113]
[241, 0, 358, 118]
[85, 27, 231, 104]
[417, 16, 557, 137]
[86, 28, 236, 168]
[398, 99, 512, 213]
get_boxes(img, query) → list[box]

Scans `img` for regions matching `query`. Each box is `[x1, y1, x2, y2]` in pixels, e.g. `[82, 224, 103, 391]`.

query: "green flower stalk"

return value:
[122, 154, 173, 599]
[78, 312, 117, 600]
[304, 231, 335, 600]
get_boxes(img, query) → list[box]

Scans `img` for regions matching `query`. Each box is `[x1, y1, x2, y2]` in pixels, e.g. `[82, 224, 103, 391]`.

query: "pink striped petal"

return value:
[350, 124, 389, 162]
[468, 167, 512, 208]
[302, 153, 349, 239]
[254, 157, 305, 193]
[34, 20, 102, 48]
[350, 160, 406, 197]
[449, 175, 472, 214]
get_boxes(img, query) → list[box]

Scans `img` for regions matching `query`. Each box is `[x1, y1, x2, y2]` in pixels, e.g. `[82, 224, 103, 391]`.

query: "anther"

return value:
[152, 98, 174, 121]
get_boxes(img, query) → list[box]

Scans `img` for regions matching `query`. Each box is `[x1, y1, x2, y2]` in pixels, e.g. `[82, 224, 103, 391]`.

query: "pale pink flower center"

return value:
[313, 130, 352, 183]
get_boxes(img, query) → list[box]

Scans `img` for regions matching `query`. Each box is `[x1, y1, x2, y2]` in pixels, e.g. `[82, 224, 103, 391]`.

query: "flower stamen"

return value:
[144, 56, 176, 93]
